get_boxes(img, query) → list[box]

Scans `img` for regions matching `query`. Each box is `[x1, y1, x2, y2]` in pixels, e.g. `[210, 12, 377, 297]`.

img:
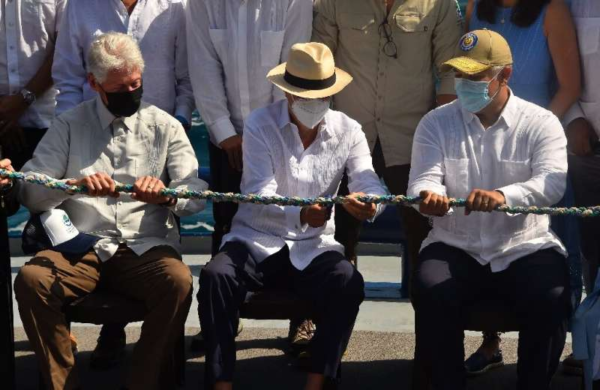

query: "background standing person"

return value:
[312, 0, 462, 278]
[186, 0, 314, 353]
[0, 2, 65, 384]
[53, 0, 194, 129]
[465, 0, 581, 375]
[51, 0, 195, 370]
[565, 0, 600, 292]
[0, 0, 66, 170]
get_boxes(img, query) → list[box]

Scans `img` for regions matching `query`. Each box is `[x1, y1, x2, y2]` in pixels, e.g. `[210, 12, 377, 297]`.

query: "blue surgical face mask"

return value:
[454, 73, 501, 113]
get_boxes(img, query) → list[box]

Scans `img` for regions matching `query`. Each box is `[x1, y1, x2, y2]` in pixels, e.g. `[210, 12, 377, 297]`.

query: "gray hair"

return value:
[87, 32, 145, 83]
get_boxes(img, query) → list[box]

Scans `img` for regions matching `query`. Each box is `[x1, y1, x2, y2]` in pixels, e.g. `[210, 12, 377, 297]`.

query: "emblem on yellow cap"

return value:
[459, 32, 478, 52]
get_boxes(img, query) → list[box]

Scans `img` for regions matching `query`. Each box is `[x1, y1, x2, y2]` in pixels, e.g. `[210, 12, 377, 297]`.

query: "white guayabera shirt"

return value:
[19, 97, 208, 261]
[186, 0, 313, 146]
[0, 0, 66, 128]
[408, 92, 567, 272]
[222, 100, 387, 271]
[53, 0, 194, 122]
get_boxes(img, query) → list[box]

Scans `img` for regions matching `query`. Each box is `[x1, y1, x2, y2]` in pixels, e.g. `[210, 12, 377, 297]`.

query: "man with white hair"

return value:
[14, 32, 207, 390]
[409, 30, 571, 389]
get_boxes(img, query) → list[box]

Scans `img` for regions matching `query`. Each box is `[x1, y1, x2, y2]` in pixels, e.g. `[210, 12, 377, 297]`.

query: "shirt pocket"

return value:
[575, 18, 600, 56]
[443, 158, 470, 198]
[208, 28, 229, 62]
[260, 30, 285, 68]
[394, 12, 430, 33]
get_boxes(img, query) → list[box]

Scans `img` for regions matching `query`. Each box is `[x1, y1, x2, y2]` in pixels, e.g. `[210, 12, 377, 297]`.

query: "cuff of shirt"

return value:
[495, 184, 529, 209]
[285, 206, 307, 232]
[367, 203, 384, 223]
[563, 103, 585, 128]
[437, 76, 456, 96]
[210, 117, 238, 146]
[174, 106, 193, 125]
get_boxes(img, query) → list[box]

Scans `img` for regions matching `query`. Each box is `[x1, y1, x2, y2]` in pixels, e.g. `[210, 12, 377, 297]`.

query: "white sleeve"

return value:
[52, 0, 86, 115]
[186, 0, 236, 146]
[497, 115, 568, 207]
[173, 0, 195, 123]
[408, 115, 449, 198]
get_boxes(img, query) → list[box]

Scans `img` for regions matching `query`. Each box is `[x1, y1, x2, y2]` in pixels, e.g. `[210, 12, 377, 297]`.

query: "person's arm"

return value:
[433, 0, 463, 106]
[0, 0, 65, 131]
[312, 0, 339, 53]
[345, 124, 388, 221]
[496, 115, 568, 207]
[164, 122, 209, 216]
[172, 1, 195, 127]
[241, 119, 306, 233]
[408, 115, 448, 198]
[545, 0, 581, 119]
[18, 118, 72, 213]
[52, 0, 86, 115]
[272, 0, 313, 102]
[0, 48, 55, 134]
[185, 0, 236, 146]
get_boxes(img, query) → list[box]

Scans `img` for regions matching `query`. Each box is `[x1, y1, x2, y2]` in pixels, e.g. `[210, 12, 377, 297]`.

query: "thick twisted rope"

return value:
[2, 169, 600, 217]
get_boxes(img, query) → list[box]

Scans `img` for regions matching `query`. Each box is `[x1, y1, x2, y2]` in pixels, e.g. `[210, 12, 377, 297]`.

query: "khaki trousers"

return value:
[14, 245, 193, 390]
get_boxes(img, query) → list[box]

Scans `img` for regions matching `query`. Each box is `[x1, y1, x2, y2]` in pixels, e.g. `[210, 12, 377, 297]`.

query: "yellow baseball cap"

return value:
[443, 29, 513, 75]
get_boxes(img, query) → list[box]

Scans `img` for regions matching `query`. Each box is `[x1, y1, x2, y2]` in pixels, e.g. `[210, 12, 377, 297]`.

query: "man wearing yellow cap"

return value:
[408, 29, 571, 389]
[197, 42, 387, 390]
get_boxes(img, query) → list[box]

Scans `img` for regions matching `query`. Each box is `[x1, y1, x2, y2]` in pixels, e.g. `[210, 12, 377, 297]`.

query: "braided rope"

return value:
[2, 169, 600, 217]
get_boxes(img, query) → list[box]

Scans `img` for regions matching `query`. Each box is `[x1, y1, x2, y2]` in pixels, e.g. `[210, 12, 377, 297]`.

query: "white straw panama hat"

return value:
[267, 42, 353, 99]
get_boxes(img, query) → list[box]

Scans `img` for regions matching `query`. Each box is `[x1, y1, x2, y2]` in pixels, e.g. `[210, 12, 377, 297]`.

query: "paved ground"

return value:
[14, 327, 580, 390]
[9, 241, 583, 389]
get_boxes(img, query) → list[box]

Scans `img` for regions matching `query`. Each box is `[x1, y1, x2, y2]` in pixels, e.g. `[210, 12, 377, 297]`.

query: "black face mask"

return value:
[101, 84, 143, 117]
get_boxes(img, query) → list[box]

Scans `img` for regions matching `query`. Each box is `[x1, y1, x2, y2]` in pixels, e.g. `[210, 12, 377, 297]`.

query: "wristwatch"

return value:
[20, 88, 36, 106]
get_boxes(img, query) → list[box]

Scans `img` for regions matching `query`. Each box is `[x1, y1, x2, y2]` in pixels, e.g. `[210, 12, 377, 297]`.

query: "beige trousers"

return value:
[14, 245, 193, 390]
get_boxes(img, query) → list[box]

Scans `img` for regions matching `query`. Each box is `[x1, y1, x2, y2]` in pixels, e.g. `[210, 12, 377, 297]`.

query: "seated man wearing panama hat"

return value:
[198, 42, 387, 390]
[408, 29, 571, 389]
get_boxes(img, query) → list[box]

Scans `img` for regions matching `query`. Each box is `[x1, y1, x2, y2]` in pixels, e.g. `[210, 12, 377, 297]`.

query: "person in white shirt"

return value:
[186, 0, 312, 253]
[186, 0, 314, 352]
[0, 0, 66, 170]
[52, 0, 194, 129]
[409, 30, 570, 389]
[198, 42, 386, 390]
[14, 33, 207, 390]
[565, 0, 600, 293]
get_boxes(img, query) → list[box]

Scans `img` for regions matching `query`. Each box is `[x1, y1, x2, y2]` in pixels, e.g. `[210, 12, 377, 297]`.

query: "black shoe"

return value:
[562, 353, 584, 376]
[465, 349, 504, 376]
[89, 328, 126, 371]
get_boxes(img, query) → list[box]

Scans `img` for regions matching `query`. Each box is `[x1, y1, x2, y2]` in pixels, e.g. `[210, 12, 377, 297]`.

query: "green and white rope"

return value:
[2, 169, 599, 217]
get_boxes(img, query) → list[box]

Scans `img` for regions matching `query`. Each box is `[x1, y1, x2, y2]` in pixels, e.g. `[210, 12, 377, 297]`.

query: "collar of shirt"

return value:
[95, 96, 137, 131]
[460, 88, 518, 130]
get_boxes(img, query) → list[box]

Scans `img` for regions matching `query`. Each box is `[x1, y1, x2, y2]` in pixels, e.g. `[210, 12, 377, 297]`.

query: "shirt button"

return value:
[376, 118, 381, 122]
[378, 95, 383, 100]
[379, 72, 384, 77]
[9, 46, 14, 50]
[8, 22, 14, 27]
